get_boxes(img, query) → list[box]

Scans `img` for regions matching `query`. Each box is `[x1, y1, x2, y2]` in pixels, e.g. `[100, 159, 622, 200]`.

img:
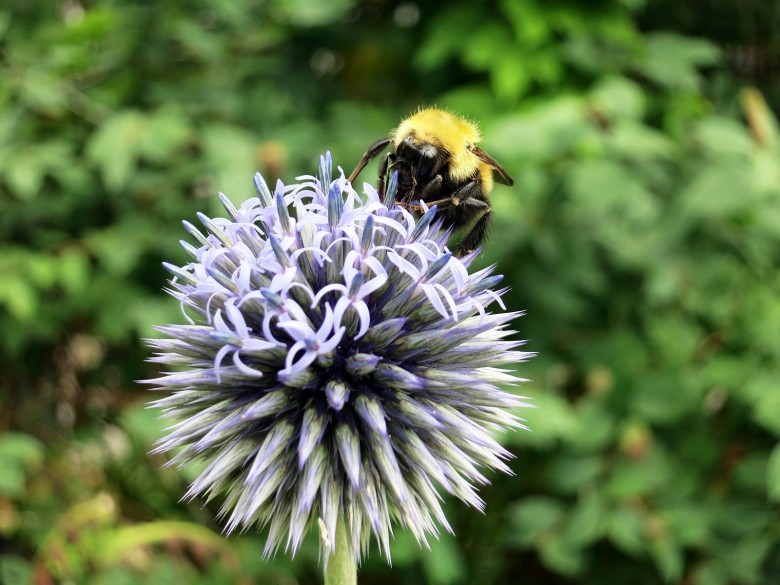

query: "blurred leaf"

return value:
[18, 70, 68, 116]
[99, 520, 239, 567]
[0, 555, 32, 585]
[0, 432, 45, 498]
[490, 97, 586, 162]
[631, 372, 698, 425]
[560, 491, 606, 549]
[86, 111, 146, 193]
[507, 391, 576, 448]
[692, 561, 729, 585]
[606, 122, 674, 159]
[0, 11, 10, 41]
[120, 400, 167, 449]
[538, 532, 583, 576]
[492, 52, 530, 102]
[415, 6, 484, 70]
[768, 444, 780, 502]
[2, 141, 74, 200]
[508, 496, 565, 546]
[720, 537, 771, 583]
[732, 451, 769, 494]
[748, 375, 780, 436]
[499, 0, 550, 45]
[202, 124, 259, 200]
[606, 505, 646, 556]
[660, 505, 710, 547]
[544, 455, 601, 494]
[566, 159, 657, 227]
[605, 446, 671, 499]
[463, 23, 513, 70]
[84, 220, 147, 276]
[649, 534, 683, 582]
[272, 0, 354, 26]
[421, 535, 465, 585]
[57, 248, 90, 296]
[139, 107, 193, 163]
[637, 33, 720, 90]
[91, 567, 144, 585]
[0, 277, 37, 321]
[741, 88, 779, 148]
[589, 76, 646, 120]
[692, 116, 754, 157]
[568, 399, 614, 453]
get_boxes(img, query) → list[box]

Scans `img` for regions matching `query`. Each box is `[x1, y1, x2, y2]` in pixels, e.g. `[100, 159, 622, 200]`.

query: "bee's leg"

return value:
[377, 153, 393, 199]
[420, 179, 492, 256]
[349, 137, 392, 184]
[456, 209, 491, 257]
[397, 174, 441, 210]
[414, 179, 483, 212]
[421, 175, 443, 197]
[401, 164, 418, 204]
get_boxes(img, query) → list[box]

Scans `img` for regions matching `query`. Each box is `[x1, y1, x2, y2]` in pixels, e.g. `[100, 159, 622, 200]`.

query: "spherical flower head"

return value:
[145, 153, 532, 563]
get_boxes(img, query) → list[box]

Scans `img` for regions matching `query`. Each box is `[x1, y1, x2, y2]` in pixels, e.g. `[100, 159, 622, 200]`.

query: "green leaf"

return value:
[631, 372, 698, 424]
[0, 555, 32, 585]
[720, 537, 771, 583]
[139, 107, 193, 163]
[607, 505, 646, 556]
[650, 535, 683, 582]
[492, 52, 529, 102]
[566, 159, 658, 227]
[568, 399, 614, 453]
[767, 444, 780, 502]
[421, 535, 465, 585]
[607, 122, 675, 159]
[86, 111, 146, 193]
[0, 467, 25, 499]
[18, 70, 68, 116]
[272, 0, 354, 26]
[544, 455, 601, 494]
[605, 447, 671, 499]
[589, 76, 646, 120]
[5, 151, 45, 200]
[509, 496, 565, 546]
[415, 7, 482, 70]
[57, 248, 90, 296]
[692, 561, 729, 585]
[748, 377, 780, 436]
[0, 432, 45, 497]
[691, 116, 754, 157]
[0, 278, 37, 321]
[560, 491, 606, 549]
[490, 97, 587, 162]
[538, 532, 583, 576]
[120, 400, 166, 449]
[462, 23, 513, 70]
[201, 124, 259, 201]
[638, 33, 720, 90]
[660, 505, 710, 547]
[506, 391, 576, 448]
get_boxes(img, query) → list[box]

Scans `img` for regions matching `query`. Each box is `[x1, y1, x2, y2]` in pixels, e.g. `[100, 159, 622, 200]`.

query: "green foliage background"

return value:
[1, 1, 779, 583]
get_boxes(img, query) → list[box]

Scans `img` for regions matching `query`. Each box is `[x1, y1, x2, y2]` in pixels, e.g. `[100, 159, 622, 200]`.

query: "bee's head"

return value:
[397, 133, 446, 181]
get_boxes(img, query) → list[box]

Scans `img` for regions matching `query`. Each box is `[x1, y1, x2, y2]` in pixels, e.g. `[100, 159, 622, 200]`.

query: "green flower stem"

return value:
[324, 515, 357, 585]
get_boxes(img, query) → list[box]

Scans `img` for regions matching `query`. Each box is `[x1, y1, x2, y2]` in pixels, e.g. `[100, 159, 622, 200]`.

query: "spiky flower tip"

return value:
[145, 153, 532, 564]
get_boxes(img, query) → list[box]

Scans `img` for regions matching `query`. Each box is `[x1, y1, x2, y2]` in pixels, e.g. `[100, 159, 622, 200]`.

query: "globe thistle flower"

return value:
[145, 153, 531, 564]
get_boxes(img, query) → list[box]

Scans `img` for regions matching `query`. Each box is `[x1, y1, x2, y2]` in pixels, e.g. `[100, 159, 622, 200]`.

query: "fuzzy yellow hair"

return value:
[394, 108, 486, 184]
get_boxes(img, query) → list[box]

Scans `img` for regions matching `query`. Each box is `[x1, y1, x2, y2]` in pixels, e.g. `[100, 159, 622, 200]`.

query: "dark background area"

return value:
[1, 1, 779, 583]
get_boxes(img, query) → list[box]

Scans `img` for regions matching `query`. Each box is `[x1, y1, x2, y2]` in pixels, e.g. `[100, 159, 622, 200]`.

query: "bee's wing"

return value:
[472, 146, 514, 186]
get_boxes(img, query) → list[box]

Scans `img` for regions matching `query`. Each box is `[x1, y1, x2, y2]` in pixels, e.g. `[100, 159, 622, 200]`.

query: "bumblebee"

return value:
[348, 108, 514, 256]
